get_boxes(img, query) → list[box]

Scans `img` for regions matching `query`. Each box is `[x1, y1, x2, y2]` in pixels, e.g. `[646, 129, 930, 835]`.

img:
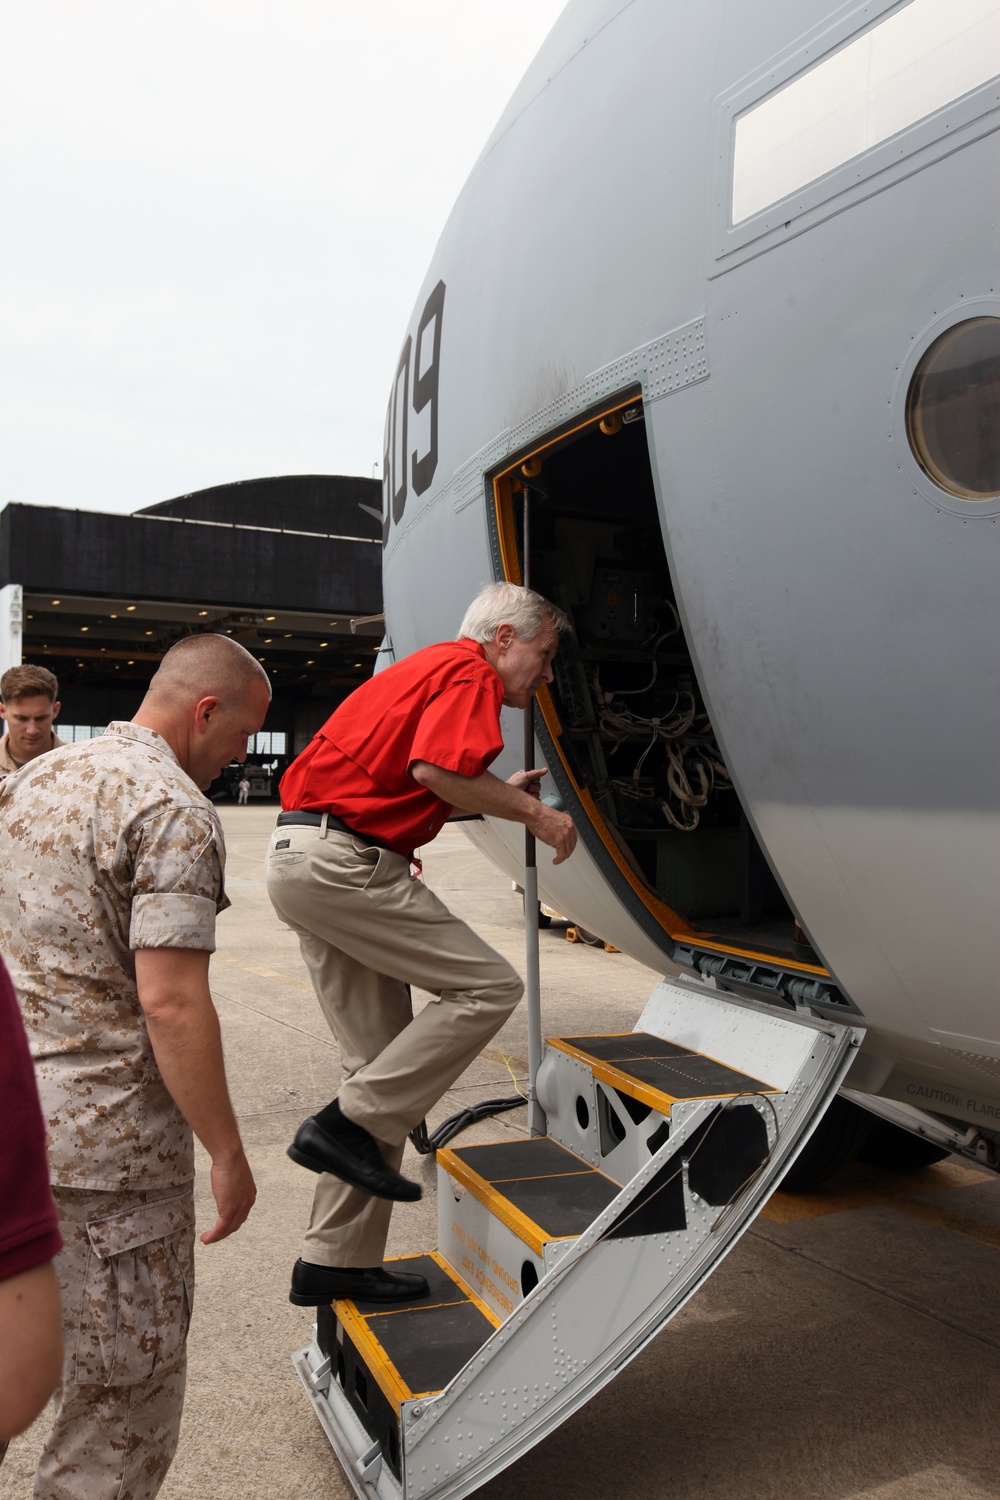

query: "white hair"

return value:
[457, 582, 571, 644]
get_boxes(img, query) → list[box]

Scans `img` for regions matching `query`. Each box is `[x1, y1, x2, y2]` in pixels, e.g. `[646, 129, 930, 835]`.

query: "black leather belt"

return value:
[275, 810, 393, 853]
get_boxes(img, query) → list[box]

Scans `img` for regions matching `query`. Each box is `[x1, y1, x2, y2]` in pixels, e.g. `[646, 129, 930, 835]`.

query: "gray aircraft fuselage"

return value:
[378, 0, 1000, 1137]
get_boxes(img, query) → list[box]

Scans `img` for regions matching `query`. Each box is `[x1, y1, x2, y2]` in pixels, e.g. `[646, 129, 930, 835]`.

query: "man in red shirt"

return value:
[266, 582, 576, 1307]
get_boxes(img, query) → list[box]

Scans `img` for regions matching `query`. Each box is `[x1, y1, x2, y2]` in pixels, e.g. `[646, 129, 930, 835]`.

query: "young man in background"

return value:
[0, 665, 63, 776]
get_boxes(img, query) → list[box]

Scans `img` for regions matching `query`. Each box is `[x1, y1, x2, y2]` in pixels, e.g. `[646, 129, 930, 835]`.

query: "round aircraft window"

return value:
[906, 316, 1000, 499]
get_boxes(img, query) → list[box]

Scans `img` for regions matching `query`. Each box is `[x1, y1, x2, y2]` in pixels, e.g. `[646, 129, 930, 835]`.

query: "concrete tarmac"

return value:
[4, 805, 999, 1499]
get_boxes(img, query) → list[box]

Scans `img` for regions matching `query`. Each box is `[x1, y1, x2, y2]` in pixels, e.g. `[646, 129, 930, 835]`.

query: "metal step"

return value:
[536, 1028, 781, 1187]
[297, 1253, 499, 1488]
[437, 1136, 622, 1318]
[294, 974, 864, 1500]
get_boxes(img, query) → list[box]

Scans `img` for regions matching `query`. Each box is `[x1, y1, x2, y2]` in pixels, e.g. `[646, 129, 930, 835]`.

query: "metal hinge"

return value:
[356, 1441, 383, 1484]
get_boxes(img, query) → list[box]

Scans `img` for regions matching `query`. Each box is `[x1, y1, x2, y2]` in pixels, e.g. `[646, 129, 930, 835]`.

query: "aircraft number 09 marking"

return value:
[383, 279, 446, 541]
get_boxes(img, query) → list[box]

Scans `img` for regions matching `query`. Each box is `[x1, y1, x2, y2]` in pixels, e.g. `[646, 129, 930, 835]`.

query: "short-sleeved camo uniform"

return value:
[0, 722, 229, 1500]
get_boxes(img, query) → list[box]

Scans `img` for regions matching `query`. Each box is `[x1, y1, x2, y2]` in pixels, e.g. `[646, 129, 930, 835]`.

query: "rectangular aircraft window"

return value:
[732, 0, 1000, 225]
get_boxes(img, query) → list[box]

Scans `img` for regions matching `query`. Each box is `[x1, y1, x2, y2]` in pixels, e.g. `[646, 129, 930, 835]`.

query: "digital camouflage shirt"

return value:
[0, 721, 229, 1191]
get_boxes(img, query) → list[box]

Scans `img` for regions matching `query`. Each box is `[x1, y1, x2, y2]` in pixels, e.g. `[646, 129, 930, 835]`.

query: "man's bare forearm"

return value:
[411, 764, 533, 820]
[135, 947, 256, 1242]
[409, 761, 576, 863]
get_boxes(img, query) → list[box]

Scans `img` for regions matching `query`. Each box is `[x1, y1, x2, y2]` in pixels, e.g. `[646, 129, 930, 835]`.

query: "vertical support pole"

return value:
[0, 583, 23, 676]
[521, 487, 547, 1137]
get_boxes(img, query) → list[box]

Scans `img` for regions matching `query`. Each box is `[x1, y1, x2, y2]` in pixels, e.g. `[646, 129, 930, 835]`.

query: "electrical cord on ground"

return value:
[409, 1096, 527, 1155]
[572, 928, 605, 946]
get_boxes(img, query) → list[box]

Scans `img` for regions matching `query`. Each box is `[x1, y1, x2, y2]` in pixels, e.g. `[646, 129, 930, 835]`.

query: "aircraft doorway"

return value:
[491, 395, 826, 984]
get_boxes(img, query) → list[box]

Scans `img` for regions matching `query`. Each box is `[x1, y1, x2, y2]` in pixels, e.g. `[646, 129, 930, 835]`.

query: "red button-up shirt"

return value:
[279, 639, 505, 855]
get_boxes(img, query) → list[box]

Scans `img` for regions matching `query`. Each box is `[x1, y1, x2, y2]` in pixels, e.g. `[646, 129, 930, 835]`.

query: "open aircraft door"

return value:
[293, 978, 863, 1499]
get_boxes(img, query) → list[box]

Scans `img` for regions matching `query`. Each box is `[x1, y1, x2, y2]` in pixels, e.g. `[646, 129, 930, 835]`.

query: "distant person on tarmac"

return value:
[0, 665, 64, 777]
[238, 773, 250, 804]
[265, 581, 576, 1310]
[0, 634, 270, 1500]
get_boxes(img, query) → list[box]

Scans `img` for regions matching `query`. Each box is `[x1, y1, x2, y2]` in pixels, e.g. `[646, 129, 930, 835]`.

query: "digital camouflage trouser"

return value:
[34, 1184, 195, 1500]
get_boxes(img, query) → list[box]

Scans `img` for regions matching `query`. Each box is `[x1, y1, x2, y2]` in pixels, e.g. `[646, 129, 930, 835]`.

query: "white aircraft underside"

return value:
[379, 0, 1000, 1139]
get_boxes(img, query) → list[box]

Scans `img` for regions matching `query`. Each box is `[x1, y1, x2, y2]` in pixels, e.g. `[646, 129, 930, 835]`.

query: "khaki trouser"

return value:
[265, 821, 523, 1267]
[35, 1184, 195, 1500]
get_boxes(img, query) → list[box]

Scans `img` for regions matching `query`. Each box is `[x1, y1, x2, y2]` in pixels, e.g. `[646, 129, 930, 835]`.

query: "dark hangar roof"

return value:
[2, 474, 382, 615]
[0, 475, 386, 735]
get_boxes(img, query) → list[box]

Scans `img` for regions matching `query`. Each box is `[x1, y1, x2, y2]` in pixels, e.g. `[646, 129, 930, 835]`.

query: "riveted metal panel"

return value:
[451, 319, 708, 516]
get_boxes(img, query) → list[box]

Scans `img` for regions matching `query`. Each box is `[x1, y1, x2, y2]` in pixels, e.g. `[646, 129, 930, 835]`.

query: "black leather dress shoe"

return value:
[289, 1258, 431, 1306]
[287, 1115, 422, 1201]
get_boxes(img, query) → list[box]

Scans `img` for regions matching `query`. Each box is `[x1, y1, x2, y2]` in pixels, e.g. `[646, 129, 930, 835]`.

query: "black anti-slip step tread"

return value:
[441, 1137, 621, 1248]
[497, 1171, 620, 1235]
[331, 1253, 500, 1409]
[446, 1136, 594, 1183]
[553, 1031, 771, 1100]
[615, 1054, 766, 1096]
[363, 1299, 495, 1399]
[561, 1033, 695, 1062]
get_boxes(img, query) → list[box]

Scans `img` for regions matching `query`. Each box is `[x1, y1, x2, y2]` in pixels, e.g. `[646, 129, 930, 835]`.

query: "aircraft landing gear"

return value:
[781, 1098, 951, 1191]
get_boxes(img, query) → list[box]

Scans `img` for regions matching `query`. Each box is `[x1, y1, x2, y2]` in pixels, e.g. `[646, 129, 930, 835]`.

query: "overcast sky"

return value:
[0, 1, 567, 516]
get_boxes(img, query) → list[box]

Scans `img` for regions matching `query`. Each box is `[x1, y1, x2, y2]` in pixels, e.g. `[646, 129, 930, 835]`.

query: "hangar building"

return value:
[0, 474, 384, 795]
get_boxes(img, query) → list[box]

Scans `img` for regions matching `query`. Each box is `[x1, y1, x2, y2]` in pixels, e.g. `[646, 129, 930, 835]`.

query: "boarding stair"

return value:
[292, 972, 863, 1499]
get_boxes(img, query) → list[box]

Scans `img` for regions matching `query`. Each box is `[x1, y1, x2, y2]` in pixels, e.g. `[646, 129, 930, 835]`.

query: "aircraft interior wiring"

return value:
[500, 403, 808, 966]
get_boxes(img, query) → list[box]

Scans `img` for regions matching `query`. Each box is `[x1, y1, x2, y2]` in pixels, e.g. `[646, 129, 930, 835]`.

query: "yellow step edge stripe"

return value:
[547, 1036, 779, 1107]
[334, 1300, 414, 1410]
[333, 1254, 502, 1412]
[437, 1147, 619, 1256]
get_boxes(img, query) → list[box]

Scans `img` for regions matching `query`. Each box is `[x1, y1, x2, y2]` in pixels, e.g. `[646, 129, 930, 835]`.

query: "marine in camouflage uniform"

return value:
[0, 662, 65, 778]
[0, 636, 268, 1500]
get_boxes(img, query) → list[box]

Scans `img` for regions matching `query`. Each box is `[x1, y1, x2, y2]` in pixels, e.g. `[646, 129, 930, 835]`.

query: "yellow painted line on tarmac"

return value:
[214, 953, 315, 992]
[764, 1160, 985, 1222]
[763, 1160, 1000, 1249]
[887, 1195, 1000, 1252]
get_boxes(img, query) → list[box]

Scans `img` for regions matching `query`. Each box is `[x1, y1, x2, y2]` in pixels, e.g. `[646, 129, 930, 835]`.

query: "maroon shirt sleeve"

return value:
[0, 956, 62, 1280]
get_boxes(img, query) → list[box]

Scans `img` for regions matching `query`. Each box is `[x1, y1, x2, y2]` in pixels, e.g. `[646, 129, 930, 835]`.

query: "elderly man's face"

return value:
[493, 617, 559, 709]
[1, 693, 59, 764]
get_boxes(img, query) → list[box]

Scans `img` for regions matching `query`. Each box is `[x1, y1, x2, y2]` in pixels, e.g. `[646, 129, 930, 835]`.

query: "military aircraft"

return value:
[294, 3, 1000, 1494]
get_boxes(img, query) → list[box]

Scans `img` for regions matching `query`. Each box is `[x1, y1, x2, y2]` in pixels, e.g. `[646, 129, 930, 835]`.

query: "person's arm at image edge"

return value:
[0, 957, 64, 1439]
[0, 1261, 63, 1441]
[135, 947, 256, 1245]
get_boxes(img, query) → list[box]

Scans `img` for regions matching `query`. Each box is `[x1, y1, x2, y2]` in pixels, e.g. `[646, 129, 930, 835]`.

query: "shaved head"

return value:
[144, 634, 271, 711]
